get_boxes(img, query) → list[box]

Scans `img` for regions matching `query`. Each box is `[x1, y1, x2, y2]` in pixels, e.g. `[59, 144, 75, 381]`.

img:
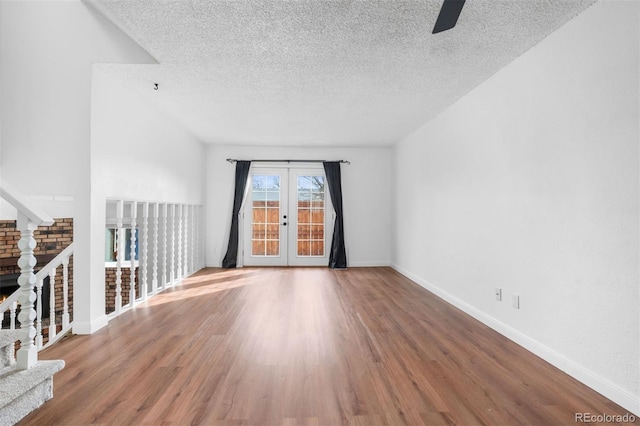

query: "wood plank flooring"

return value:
[20, 267, 636, 425]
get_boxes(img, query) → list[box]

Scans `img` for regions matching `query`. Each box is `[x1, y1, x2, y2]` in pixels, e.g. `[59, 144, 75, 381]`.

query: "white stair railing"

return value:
[34, 243, 74, 350]
[0, 182, 54, 370]
[0, 295, 20, 361]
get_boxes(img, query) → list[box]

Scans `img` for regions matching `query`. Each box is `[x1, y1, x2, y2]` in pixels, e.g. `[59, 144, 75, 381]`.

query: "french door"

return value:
[243, 167, 332, 266]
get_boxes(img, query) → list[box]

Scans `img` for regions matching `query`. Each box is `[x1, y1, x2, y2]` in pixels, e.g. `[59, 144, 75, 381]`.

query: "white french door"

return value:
[287, 168, 332, 266]
[243, 166, 332, 266]
[243, 168, 288, 266]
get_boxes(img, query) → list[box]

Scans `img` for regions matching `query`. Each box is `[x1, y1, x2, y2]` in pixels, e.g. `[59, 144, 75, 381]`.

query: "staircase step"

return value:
[0, 360, 64, 425]
[0, 331, 20, 349]
[0, 331, 20, 370]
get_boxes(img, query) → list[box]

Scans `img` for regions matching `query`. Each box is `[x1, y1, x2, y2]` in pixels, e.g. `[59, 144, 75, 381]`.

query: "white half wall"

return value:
[206, 145, 392, 267]
[392, 0, 639, 414]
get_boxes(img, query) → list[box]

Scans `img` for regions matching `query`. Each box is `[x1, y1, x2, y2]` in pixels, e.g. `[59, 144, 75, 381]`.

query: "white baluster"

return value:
[35, 278, 43, 349]
[183, 205, 189, 277]
[141, 202, 149, 301]
[190, 205, 195, 273]
[197, 206, 201, 269]
[10, 301, 17, 363]
[191, 205, 194, 273]
[162, 203, 168, 289]
[189, 205, 195, 274]
[176, 204, 182, 281]
[182, 205, 187, 277]
[9, 301, 17, 331]
[129, 201, 138, 305]
[169, 204, 175, 286]
[115, 200, 124, 314]
[195, 206, 202, 269]
[48, 271, 57, 342]
[152, 203, 159, 294]
[62, 257, 70, 328]
[182, 204, 187, 277]
[16, 213, 38, 370]
[198, 206, 205, 268]
[193, 205, 198, 272]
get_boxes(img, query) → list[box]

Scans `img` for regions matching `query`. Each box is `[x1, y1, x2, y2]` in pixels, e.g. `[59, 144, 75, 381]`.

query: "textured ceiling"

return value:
[90, 0, 597, 147]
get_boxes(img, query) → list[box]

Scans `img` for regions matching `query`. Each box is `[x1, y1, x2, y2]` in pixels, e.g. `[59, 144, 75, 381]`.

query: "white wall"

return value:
[206, 145, 392, 267]
[92, 69, 205, 205]
[0, 0, 154, 196]
[393, 1, 639, 413]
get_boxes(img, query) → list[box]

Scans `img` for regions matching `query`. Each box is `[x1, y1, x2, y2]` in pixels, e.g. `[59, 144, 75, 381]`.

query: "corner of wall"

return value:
[72, 315, 109, 335]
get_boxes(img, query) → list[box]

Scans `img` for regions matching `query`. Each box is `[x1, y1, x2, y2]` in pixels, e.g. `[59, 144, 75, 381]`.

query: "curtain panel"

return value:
[323, 161, 347, 269]
[222, 161, 251, 268]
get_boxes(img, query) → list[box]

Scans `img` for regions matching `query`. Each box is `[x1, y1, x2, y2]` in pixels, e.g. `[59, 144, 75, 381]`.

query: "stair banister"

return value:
[33, 243, 74, 350]
[1, 182, 54, 370]
[0, 182, 54, 228]
[62, 256, 70, 328]
[15, 213, 44, 369]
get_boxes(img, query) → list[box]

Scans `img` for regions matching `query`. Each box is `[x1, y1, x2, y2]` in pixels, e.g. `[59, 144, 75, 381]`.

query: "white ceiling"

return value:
[91, 0, 597, 147]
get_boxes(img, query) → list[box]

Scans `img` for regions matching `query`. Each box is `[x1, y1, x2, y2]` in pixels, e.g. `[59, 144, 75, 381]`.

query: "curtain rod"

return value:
[226, 158, 350, 165]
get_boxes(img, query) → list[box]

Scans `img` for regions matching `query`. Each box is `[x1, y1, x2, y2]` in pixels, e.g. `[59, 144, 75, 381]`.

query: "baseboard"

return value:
[347, 261, 390, 267]
[204, 261, 390, 268]
[72, 315, 109, 335]
[390, 263, 640, 416]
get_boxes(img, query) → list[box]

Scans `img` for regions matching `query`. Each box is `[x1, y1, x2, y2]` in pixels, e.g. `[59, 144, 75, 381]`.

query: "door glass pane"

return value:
[252, 175, 266, 190]
[252, 174, 280, 257]
[297, 175, 325, 257]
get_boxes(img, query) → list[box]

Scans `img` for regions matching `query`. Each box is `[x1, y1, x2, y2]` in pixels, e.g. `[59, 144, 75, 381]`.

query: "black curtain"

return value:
[323, 162, 347, 269]
[222, 161, 251, 268]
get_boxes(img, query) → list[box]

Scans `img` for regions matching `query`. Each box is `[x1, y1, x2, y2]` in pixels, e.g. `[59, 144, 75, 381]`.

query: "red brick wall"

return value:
[0, 219, 74, 323]
[105, 267, 139, 315]
[0, 218, 73, 271]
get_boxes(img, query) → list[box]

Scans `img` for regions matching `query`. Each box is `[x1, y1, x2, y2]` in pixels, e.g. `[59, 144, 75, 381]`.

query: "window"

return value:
[251, 174, 281, 257]
[105, 228, 139, 262]
[296, 175, 325, 257]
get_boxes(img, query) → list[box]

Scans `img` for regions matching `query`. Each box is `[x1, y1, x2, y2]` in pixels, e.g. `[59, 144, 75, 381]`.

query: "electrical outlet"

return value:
[495, 288, 502, 301]
[512, 294, 520, 309]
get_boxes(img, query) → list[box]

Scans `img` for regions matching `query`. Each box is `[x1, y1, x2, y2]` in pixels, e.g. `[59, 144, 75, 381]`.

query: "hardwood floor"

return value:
[20, 267, 636, 425]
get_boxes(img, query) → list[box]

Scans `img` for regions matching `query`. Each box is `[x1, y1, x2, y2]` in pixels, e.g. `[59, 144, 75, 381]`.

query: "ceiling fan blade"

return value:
[432, 0, 466, 34]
